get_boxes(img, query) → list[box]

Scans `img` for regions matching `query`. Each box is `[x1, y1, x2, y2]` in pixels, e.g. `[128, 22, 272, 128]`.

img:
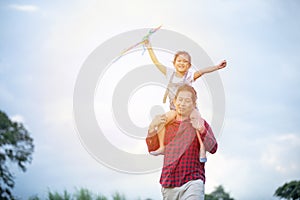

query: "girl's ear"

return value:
[173, 98, 176, 106]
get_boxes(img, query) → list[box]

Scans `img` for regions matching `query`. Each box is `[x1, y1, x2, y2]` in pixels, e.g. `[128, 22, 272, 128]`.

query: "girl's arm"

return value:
[144, 40, 167, 75]
[194, 60, 227, 81]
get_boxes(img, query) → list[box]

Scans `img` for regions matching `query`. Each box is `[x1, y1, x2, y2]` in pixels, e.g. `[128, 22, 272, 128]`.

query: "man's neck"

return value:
[176, 115, 189, 122]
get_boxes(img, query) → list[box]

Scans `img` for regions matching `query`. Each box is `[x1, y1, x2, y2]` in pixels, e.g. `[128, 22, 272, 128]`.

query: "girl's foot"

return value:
[150, 147, 165, 156]
[199, 148, 207, 163]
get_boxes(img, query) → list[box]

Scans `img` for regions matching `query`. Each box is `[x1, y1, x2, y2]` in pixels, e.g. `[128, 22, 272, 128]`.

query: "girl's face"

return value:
[174, 54, 191, 74]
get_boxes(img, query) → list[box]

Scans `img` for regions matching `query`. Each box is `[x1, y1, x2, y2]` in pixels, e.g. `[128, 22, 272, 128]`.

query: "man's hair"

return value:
[175, 84, 197, 104]
[173, 51, 191, 65]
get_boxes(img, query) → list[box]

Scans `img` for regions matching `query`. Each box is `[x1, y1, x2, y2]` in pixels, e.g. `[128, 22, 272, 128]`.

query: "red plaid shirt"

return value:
[146, 119, 217, 187]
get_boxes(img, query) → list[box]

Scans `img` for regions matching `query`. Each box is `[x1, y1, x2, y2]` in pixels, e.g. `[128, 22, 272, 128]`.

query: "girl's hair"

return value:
[175, 84, 197, 104]
[173, 51, 191, 64]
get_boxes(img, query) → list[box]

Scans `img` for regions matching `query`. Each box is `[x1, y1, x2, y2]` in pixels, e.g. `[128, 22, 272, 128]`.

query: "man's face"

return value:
[174, 90, 195, 118]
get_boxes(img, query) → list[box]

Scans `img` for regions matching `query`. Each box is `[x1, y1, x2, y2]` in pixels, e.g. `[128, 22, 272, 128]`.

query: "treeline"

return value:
[28, 189, 137, 200]
[26, 185, 234, 200]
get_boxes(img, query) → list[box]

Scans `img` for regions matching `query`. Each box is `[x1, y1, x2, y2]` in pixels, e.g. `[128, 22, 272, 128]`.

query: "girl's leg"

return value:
[190, 109, 207, 162]
[196, 130, 207, 163]
[165, 110, 177, 123]
[150, 110, 176, 156]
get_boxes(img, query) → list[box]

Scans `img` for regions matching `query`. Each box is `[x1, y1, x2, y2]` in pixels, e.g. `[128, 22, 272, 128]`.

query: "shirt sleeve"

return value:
[145, 130, 159, 152]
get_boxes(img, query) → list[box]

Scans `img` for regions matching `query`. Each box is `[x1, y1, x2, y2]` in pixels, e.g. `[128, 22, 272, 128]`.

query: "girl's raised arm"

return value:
[144, 40, 167, 75]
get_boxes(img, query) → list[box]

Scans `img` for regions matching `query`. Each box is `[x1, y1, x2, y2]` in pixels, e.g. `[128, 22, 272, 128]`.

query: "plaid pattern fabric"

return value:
[159, 119, 217, 187]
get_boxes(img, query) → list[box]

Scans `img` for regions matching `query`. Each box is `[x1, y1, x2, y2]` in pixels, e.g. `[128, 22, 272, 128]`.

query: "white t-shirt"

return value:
[165, 67, 195, 103]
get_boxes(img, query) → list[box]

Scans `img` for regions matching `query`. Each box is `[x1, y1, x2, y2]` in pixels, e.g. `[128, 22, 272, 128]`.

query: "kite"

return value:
[112, 25, 162, 63]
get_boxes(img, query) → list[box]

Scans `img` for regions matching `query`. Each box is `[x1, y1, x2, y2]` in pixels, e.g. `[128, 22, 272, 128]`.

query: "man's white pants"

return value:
[161, 179, 205, 200]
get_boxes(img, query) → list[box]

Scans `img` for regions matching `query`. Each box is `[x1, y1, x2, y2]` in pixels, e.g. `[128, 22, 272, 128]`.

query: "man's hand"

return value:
[190, 109, 205, 134]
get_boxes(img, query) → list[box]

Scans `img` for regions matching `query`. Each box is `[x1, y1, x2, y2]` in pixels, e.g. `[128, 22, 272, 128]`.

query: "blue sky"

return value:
[1, 0, 300, 199]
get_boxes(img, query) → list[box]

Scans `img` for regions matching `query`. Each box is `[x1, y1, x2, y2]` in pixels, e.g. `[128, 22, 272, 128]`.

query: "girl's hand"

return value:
[143, 39, 151, 47]
[218, 60, 227, 69]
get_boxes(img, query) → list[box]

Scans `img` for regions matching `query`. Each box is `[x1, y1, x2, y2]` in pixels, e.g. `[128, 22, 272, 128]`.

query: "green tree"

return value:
[0, 110, 34, 199]
[47, 190, 71, 200]
[95, 195, 108, 200]
[274, 180, 300, 200]
[74, 188, 93, 200]
[44, 188, 108, 200]
[112, 192, 126, 200]
[205, 185, 235, 200]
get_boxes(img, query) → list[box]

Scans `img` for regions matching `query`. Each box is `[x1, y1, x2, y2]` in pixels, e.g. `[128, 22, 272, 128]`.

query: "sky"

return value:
[1, 0, 300, 199]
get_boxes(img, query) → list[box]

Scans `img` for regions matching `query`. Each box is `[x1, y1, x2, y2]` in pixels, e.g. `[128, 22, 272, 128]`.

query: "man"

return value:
[146, 84, 218, 200]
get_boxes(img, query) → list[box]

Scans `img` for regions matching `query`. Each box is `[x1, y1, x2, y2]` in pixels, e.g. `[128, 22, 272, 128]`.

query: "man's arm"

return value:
[190, 112, 218, 154]
[202, 120, 218, 154]
[194, 60, 227, 81]
[145, 114, 167, 152]
[144, 40, 167, 75]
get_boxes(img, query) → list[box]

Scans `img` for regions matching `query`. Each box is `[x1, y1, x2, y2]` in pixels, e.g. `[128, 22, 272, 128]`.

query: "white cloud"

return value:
[10, 114, 25, 124]
[9, 4, 39, 12]
[9, 114, 32, 133]
[261, 133, 300, 175]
